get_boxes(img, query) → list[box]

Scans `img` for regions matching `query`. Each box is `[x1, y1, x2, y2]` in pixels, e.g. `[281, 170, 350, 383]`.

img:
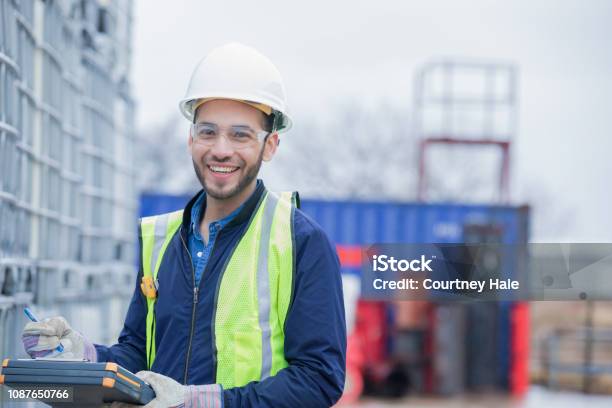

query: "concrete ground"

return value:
[344, 386, 612, 407]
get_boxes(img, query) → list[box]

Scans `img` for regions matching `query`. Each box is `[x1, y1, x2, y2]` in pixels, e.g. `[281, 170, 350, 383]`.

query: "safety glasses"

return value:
[191, 122, 270, 149]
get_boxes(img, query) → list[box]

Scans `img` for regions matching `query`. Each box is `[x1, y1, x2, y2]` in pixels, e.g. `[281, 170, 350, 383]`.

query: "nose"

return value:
[208, 133, 235, 159]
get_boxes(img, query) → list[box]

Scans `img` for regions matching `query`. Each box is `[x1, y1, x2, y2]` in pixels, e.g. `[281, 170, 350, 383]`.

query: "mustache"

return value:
[203, 156, 243, 166]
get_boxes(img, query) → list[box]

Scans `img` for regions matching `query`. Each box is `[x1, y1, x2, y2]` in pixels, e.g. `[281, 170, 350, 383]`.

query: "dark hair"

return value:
[263, 112, 276, 132]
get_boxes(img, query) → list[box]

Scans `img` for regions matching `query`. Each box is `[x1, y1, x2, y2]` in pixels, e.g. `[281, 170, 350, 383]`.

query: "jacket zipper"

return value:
[180, 230, 198, 384]
[181, 226, 222, 384]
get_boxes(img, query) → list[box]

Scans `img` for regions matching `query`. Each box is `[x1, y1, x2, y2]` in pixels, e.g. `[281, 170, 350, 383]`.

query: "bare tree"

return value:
[272, 101, 417, 201]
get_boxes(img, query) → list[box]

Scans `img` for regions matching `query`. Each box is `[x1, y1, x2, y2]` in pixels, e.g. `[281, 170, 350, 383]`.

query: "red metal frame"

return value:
[413, 60, 517, 204]
[510, 302, 530, 397]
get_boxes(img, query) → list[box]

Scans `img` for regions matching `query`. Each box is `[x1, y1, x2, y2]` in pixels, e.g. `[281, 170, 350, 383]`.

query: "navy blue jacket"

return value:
[95, 181, 346, 407]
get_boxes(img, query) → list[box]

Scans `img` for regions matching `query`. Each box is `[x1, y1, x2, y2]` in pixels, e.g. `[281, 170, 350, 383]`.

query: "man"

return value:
[22, 43, 346, 407]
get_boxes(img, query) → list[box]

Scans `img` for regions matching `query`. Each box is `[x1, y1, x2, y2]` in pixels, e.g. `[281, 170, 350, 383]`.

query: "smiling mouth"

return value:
[208, 165, 240, 174]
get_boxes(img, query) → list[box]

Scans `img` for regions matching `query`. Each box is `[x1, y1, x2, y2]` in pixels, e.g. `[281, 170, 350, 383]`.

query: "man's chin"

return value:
[204, 182, 239, 200]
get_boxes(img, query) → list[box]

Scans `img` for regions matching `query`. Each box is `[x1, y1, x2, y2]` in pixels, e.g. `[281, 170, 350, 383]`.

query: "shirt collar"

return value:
[189, 186, 251, 239]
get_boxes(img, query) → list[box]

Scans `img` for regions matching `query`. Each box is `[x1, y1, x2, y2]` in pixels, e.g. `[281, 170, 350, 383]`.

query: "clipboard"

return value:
[0, 358, 155, 407]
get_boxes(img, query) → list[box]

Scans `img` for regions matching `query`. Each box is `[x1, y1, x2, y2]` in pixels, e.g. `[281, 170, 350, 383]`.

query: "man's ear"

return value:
[262, 133, 279, 162]
[188, 127, 193, 151]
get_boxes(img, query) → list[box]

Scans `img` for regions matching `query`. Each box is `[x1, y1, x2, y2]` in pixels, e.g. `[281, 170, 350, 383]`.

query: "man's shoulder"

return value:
[292, 207, 332, 246]
[138, 209, 185, 237]
[291, 207, 341, 275]
[139, 209, 185, 222]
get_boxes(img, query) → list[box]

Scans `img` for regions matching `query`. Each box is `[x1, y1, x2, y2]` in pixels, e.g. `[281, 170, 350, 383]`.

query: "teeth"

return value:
[210, 165, 238, 173]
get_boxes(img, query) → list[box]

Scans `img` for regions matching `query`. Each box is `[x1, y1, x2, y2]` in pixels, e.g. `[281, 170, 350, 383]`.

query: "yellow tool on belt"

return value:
[140, 276, 157, 299]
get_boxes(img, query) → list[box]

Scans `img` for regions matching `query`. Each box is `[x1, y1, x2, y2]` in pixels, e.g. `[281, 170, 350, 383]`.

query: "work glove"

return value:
[110, 371, 223, 408]
[21, 316, 97, 361]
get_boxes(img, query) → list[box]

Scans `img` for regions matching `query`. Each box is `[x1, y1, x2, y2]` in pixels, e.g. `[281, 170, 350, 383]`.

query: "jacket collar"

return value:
[181, 179, 267, 236]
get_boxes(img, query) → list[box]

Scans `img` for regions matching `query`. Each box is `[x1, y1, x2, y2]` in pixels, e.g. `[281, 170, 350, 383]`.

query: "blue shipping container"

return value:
[140, 193, 529, 392]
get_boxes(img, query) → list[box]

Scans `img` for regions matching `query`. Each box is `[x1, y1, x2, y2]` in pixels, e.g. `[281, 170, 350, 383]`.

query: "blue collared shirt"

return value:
[188, 192, 244, 285]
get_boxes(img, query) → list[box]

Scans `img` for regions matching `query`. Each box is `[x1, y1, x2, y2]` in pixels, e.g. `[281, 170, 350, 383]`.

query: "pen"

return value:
[24, 307, 65, 353]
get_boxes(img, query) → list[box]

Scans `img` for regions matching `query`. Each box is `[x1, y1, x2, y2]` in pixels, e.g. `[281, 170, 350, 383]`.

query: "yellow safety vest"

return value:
[139, 191, 297, 387]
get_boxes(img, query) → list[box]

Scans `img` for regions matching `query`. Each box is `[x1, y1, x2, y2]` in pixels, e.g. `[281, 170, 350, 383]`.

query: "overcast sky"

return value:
[131, 0, 612, 241]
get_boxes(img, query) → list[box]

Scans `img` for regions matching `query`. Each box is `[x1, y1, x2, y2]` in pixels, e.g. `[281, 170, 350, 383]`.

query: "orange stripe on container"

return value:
[105, 362, 118, 372]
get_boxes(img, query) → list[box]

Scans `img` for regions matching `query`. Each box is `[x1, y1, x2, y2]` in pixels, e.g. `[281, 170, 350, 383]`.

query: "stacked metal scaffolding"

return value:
[0, 0, 136, 375]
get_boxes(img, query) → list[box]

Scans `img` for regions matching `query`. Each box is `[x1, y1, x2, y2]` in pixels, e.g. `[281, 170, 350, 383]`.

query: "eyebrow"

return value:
[195, 122, 256, 132]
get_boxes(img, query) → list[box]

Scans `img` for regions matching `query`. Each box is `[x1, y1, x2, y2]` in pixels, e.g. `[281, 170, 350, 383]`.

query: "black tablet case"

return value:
[0, 359, 155, 407]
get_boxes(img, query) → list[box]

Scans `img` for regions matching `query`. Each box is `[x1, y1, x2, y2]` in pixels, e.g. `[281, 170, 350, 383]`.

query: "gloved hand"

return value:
[110, 371, 223, 408]
[21, 316, 97, 361]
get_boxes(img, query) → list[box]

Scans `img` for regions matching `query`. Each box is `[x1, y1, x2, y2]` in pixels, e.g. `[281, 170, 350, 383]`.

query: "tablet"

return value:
[0, 359, 155, 407]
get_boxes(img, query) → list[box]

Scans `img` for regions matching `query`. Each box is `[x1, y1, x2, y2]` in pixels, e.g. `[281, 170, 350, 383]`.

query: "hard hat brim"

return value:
[179, 95, 293, 133]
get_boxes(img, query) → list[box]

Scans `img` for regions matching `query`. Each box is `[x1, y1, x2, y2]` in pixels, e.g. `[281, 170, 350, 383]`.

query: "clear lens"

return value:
[191, 123, 268, 149]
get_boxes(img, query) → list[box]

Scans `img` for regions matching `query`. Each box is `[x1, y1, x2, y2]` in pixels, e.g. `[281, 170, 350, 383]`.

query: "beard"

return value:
[193, 145, 264, 200]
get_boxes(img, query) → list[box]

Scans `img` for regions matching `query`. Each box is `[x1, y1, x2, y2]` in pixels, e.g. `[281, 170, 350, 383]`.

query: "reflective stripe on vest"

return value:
[140, 209, 183, 370]
[140, 191, 297, 387]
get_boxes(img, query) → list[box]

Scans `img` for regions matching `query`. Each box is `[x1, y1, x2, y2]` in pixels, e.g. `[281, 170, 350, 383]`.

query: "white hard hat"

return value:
[179, 42, 293, 132]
